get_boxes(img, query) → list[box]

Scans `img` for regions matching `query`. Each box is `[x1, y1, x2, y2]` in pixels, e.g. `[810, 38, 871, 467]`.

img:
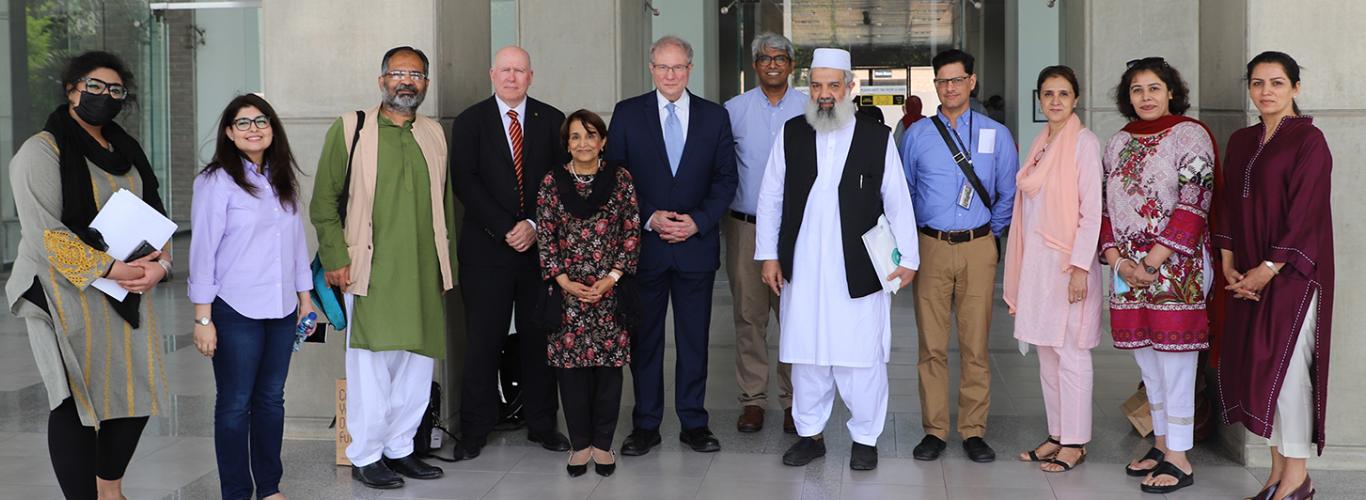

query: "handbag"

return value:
[309, 110, 366, 330]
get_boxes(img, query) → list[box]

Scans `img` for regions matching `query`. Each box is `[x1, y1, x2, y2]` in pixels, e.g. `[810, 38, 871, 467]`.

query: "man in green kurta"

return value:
[310, 46, 455, 490]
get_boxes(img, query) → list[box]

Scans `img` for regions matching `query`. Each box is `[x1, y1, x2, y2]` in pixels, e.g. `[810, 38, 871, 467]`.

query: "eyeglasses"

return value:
[232, 115, 271, 131]
[933, 75, 971, 88]
[755, 55, 792, 65]
[78, 77, 129, 100]
[1126, 57, 1168, 69]
[651, 63, 690, 75]
[383, 70, 428, 81]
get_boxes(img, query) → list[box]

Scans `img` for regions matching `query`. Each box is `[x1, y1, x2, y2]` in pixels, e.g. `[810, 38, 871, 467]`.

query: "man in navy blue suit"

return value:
[606, 35, 737, 456]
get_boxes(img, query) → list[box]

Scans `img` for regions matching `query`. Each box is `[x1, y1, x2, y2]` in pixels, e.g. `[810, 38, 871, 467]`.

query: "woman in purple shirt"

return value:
[188, 94, 314, 500]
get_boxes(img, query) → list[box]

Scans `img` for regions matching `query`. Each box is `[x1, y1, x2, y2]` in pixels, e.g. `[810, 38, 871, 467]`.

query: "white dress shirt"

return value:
[656, 90, 691, 143]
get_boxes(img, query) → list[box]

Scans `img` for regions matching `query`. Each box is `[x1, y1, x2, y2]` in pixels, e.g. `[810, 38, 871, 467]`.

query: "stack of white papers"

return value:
[861, 215, 904, 294]
[89, 189, 177, 300]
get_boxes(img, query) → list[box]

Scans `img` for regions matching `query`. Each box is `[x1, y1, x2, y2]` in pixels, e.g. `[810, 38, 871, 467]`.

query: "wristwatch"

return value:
[195, 316, 212, 327]
[1142, 259, 1158, 275]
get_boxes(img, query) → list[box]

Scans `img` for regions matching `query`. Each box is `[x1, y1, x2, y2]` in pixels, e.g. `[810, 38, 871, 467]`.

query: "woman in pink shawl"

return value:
[1003, 65, 1103, 473]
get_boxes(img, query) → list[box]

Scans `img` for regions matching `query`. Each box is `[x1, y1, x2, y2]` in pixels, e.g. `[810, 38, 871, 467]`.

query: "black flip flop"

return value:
[1140, 461, 1195, 494]
[1124, 447, 1165, 477]
[1019, 437, 1061, 462]
[1042, 444, 1086, 473]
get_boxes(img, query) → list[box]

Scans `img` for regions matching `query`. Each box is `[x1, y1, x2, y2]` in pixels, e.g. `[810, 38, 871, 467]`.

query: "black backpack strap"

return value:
[337, 110, 366, 224]
[930, 115, 992, 209]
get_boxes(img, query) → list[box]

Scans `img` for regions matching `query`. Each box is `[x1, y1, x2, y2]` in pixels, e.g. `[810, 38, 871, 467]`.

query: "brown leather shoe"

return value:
[783, 407, 797, 434]
[737, 405, 765, 433]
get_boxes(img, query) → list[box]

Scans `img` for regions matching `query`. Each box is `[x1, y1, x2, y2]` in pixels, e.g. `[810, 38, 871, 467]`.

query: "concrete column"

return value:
[1255, 1, 1366, 468]
[261, 0, 489, 439]
[1060, 0, 1200, 142]
[516, 0, 653, 120]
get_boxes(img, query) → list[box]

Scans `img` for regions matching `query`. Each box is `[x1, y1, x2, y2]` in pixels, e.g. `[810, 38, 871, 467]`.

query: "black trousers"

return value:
[48, 397, 149, 500]
[557, 367, 623, 451]
[459, 263, 559, 444]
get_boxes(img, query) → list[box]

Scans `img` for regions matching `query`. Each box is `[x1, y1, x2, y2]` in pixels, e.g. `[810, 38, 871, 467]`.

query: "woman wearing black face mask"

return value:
[4, 51, 169, 500]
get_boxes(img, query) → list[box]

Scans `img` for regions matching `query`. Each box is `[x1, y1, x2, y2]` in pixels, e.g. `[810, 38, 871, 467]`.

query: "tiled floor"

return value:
[2, 242, 1364, 499]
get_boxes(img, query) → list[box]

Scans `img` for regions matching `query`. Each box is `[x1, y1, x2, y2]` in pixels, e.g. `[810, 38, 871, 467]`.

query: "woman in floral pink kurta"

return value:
[1100, 122, 1215, 350]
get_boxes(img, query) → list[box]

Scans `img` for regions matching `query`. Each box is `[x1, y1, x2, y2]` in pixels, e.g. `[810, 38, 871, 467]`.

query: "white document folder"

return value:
[860, 215, 904, 294]
[88, 189, 177, 301]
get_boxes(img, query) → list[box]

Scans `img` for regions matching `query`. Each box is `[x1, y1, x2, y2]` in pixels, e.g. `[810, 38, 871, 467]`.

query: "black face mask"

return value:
[73, 91, 124, 126]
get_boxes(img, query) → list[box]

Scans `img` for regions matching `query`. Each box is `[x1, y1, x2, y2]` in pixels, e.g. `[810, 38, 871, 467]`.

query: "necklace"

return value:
[568, 162, 598, 184]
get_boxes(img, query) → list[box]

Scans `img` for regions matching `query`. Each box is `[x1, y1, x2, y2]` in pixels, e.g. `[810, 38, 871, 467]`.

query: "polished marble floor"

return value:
[2, 242, 1363, 499]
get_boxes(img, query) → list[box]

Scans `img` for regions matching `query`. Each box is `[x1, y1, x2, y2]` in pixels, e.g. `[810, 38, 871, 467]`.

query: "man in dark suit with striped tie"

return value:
[605, 35, 738, 456]
[450, 45, 570, 459]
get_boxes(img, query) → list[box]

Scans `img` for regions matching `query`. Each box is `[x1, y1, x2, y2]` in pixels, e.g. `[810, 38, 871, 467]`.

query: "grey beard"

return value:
[804, 98, 857, 133]
[382, 88, 426, 114]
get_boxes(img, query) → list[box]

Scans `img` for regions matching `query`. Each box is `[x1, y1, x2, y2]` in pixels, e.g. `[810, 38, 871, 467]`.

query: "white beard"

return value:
[804, 98, 857, 133]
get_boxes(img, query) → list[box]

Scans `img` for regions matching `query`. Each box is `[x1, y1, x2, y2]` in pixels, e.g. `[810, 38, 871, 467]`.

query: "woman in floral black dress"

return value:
[536, 109, 640, 477]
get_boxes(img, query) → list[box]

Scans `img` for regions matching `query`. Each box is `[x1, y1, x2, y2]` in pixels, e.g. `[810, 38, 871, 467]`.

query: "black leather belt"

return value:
[729, 210, 757, 224]
[919, 224, 991, 244]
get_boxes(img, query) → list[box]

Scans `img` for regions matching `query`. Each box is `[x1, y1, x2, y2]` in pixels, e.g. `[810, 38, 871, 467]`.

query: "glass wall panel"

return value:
[2, 0, 159, 265]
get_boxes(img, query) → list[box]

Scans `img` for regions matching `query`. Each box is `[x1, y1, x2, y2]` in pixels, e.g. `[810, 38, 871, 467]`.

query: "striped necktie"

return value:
[507, 109, 524, 202]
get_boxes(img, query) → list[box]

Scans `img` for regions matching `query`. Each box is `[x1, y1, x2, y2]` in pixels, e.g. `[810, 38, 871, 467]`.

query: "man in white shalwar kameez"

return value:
[754, 48, 919, 471]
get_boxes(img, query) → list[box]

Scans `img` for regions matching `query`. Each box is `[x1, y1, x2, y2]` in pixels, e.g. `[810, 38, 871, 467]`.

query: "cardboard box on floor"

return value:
[1121, 386, 1153, 437]
[336, 379, 351, 466]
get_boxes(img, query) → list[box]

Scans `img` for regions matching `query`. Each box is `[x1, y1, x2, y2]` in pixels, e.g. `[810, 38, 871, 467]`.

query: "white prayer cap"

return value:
[810, 48, 851, 72]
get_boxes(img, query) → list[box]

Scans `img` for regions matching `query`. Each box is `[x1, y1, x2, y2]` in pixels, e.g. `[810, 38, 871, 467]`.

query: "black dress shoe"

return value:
[384, 454, 444, 479]
[351, 461, 404, 489]
[529, 430, 572, 452]
[620, 428, 662, 456]
[850, 443, 878, 471]
[912, 435, 947, 461]
[962, 436, 997, 463]
[781, 437, 826, 466]
[453, 440, 483, 461]
[679, 427, 721, 453]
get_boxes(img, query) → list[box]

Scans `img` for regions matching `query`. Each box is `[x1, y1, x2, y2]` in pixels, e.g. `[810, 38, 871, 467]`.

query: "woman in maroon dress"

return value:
[1216, 51, 1333, 500]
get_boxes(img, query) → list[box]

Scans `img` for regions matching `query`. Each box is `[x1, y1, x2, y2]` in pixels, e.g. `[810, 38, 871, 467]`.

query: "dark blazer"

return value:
[451, 95, 567, 267]
[606, 90, 737, 273]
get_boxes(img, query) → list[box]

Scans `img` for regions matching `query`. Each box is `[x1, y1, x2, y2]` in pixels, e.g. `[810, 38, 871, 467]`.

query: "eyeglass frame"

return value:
[231, 115, 272, 131]
[76, 77, 130, 100]
[1126, 56, 1168, 69]
[382, 70, 429, 81]
[754, 55, 792, 66]
[650, 63, 692, 75]
[932, 75, 973, 88]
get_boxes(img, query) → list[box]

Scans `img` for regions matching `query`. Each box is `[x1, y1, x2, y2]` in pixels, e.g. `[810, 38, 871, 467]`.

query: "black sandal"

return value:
[1041, 444, 1086, 473]
[1018, 437, 1061, 462]
[1140, 461, 1195, 494]
[1124, 447, 1165, 477]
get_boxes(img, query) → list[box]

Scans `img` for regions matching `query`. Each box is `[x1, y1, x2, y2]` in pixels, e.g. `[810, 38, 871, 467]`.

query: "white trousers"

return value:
[344, 294, 434, 467]
[791, 362, 889, 446]
[1132, 348, 1198, 452]
[1269, 293, 1318, 459]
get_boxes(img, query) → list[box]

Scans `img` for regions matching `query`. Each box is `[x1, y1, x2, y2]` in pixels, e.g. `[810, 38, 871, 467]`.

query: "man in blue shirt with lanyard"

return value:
[723, 32, 807, 435]
[901, 48, 1018, 464]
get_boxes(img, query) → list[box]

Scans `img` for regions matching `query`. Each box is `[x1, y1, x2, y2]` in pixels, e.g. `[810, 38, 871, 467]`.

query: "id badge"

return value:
[958, 181, 974, 209]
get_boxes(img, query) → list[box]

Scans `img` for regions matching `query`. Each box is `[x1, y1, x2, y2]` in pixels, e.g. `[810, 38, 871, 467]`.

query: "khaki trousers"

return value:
[913, 233, 996, 439]
[724, 214, 792, 408]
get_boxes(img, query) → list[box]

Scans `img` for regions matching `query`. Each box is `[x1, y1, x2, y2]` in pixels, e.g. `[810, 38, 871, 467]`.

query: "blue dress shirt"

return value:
[900, 107, 1018, 236]
[724, 86, 807, 215]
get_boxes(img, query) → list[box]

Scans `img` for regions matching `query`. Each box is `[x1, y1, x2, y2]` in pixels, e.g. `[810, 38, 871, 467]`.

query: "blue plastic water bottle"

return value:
[293, 312, 317, 352]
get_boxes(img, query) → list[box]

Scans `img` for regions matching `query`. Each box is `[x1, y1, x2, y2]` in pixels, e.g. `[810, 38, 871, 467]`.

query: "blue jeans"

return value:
[211, 298, 296, 500]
